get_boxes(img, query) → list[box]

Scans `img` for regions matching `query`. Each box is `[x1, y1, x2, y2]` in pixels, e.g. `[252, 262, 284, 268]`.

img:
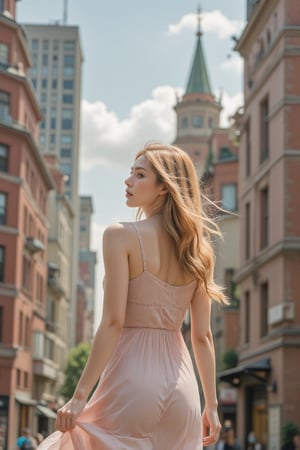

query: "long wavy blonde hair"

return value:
[135, 143, 228, 305]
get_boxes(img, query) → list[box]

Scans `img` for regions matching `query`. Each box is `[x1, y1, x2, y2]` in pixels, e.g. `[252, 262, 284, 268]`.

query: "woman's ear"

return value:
[158, 184, 168, 196]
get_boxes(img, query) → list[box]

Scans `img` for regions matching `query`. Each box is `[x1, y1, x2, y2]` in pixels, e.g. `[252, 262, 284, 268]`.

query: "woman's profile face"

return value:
[125, 155, 166, 211]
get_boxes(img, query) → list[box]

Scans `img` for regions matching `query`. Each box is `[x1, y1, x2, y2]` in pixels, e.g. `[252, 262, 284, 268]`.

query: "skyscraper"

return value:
[23, 24, 83, 345]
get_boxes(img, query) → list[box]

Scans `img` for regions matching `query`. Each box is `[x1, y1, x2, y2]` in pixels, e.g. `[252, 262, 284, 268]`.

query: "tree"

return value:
[222, 348, 238, 370]
[60, 342, 91, 400]
[281, 421, 300, 445]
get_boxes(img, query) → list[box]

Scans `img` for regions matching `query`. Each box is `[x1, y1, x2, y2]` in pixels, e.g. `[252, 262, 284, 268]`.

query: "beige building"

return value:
[33, 154, 74, 433]
[219, 1, 300, 449]
[23, 24, 83, 346]
[77, 196, 97, 344]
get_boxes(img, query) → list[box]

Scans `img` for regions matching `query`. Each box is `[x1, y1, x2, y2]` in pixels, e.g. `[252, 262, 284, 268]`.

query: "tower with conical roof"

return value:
[173, 8, 221, 173]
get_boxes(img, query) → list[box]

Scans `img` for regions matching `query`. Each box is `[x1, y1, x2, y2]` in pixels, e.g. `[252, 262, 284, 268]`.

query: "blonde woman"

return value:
[38, 143, 227, 449]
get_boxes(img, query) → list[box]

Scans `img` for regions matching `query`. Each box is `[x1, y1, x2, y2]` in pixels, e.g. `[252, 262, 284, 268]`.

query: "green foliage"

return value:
[222, 348, 238, 370]
[281, 421, 300, 445]
[60, 342, 91, 400]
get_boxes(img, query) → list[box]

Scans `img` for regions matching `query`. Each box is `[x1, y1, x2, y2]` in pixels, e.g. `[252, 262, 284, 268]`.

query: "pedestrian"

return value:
[38, 143, 228, 449]
[16, 428, 36, 449]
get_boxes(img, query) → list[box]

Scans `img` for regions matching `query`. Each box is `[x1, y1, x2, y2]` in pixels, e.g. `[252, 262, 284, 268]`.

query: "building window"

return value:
[0, 192, 7, 224]
[221, 184, 237, 211]
[50, 134, 56, 144]
[63, 54, 75, 76]
[51, 92, 57, 103]
[0, 306, 3, 342]
[260, 187, 269, 249]
[61, 109, 73, 129]
[219, 147, 232, 161]
[260, 96, 269, 162]
[224, 268, 239, 309]
[16, 369, 21, 387]
[245, 291, 250, 344]
[0, 42, 9, 65]
[260, 282, 269, 337]
[39, 134, 45, 145]
[22, 256, 32, 291]
[40, 92, 47, 103]
[192, 115, 204, 128]
[53, 40, 59, 51]
[63, 94, 73, 104]
[246, 118, 251, 177]
[0, 144, 8, 172]
[42, 40, 49, 50]
[61, 135, 72, 145]
[31, 79, 37, 89]
[180, 117, 188, 129]
[245, 202, 250, 260]
[50, 108, 56, 129]
[63, 79, 74, 90]
[0, 246, 5, 282]
[52, 65, 58, 77]
[42, 54, 48, 66]
[31, 39, 39, 51]
[60, 148, 71, 158]
[52, 79, 57, 89]
[64, 40, 75, 51]
[41, 79, 47, 89]
[0, 91, 10, 121]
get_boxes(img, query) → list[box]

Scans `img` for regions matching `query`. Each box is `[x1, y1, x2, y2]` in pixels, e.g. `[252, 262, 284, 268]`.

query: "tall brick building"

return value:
[219, 1, 300, 448]
[0, 1, 54, 447]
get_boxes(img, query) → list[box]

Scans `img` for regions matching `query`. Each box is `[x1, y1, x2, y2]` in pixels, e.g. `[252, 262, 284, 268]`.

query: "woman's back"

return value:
[124, 217, 197, 331]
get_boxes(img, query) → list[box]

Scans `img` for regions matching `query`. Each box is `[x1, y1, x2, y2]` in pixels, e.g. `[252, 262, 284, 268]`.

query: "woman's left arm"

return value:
[56, 223, 130, 431]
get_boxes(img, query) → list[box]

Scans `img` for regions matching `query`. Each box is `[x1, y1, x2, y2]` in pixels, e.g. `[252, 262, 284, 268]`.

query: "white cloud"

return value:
[221, 55, 243, 74]
[168, 10, 244, 40]
[80, 86, 182, 171]
[80, 86, 243, 172]
[216, 90, 244, 127]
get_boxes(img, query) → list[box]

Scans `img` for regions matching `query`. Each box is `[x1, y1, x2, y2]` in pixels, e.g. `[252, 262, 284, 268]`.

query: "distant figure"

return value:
[281, 431, 300, 450]
[224, 427, 241, 450]
[247, 431, 257, 450]
[16, 428, 37, 449]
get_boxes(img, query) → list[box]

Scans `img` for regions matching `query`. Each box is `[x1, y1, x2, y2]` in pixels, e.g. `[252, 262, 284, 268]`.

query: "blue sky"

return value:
[18, 1, 245, 323]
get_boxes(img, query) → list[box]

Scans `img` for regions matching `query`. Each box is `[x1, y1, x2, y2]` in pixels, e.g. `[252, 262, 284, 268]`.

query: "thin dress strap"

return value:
[131, 223, 147, 271]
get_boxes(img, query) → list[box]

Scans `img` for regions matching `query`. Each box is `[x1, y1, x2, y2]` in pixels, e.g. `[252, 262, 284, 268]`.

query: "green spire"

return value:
[185, 8, 212, 95]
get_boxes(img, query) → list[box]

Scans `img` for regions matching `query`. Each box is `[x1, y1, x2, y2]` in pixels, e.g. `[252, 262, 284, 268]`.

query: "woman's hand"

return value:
[55, 397, 86, 432]
[202, 405, 222, 447]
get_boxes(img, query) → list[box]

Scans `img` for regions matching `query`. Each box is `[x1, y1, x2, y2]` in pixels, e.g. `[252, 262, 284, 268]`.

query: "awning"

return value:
[15, 393, 37, 406]
[218, 357, 271, 385]
[36, 404, 57, 419]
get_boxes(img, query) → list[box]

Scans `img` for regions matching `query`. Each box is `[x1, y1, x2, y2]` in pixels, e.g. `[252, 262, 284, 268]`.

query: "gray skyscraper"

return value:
[23, 24, 83, 345]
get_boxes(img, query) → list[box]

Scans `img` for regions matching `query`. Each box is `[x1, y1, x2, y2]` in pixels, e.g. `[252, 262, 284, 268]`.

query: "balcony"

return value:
[33, 357, 57, 380]
[47, 263, 65, 296]
[0, 343, 19, 358]
[25, 237, 45, 253]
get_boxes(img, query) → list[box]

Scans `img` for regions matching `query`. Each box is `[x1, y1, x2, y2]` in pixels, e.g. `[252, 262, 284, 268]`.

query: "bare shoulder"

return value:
[103, 222, 135, 246]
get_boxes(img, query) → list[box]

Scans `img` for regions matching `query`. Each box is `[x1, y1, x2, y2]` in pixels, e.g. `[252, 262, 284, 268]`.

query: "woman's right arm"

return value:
[55, 223, 130, 432]
[190, 283, 221, 447]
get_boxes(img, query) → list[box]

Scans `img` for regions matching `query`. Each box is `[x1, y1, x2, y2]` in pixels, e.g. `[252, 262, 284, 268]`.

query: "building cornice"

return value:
[0, 123, 55, 190]
[235, 238, 300, 283]
[0, 66, 42, 120]
[235, 0, 278, 54]
[240, 148, 300, 199]
[0, 14, 31, 67]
